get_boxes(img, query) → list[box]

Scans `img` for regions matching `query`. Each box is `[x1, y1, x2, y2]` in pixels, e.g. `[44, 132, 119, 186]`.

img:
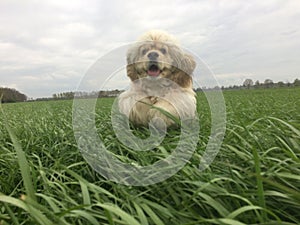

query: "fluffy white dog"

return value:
[118, 30, 196, 127]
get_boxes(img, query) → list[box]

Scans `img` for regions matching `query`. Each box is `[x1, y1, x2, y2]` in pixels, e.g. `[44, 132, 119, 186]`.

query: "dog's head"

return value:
[126, 30, 196, 88]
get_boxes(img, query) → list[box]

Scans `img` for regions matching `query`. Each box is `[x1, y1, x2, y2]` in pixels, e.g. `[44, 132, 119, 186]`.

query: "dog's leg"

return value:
[148, 99, 179, 128]
[129, 97, 153, 126]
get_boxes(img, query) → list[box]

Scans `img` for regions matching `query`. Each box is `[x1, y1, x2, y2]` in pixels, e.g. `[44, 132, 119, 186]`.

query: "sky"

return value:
[0, 0, 299, 98]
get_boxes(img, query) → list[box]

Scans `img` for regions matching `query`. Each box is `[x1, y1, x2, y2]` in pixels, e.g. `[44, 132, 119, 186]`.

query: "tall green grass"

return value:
[0, 88, 299, 224]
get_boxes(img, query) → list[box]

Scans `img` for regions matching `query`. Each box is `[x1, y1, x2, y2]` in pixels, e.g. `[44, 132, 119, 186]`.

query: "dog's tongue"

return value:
[147, 69, 160, 77]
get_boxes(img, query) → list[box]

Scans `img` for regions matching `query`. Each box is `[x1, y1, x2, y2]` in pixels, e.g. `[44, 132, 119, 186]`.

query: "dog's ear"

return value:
[182, 53, 196, 75]
[126, 47, 139, 81]
[127, 63, 139, 81]
[172, 69, 193, 88]
[170, 53, 195, 88]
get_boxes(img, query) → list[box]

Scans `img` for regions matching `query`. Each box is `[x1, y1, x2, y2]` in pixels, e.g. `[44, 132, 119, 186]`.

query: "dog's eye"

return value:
[142, 49, 148, 55]
[160, 48, 167, 54]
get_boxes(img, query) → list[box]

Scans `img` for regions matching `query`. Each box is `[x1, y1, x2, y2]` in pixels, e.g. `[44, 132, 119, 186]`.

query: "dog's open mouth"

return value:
[147, 63, 161, 77]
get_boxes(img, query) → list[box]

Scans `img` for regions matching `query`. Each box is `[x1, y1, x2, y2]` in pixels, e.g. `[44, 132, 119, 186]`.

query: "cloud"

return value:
[0, 0, 299, 98]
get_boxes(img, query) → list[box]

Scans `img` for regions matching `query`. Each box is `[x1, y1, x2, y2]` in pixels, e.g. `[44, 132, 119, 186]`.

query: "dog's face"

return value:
[135, 41, 174, 77]
[126, 31, 196, 88]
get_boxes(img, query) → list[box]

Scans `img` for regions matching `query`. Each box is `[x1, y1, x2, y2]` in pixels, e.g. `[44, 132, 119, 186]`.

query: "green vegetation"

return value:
[0, 88, 299, 224]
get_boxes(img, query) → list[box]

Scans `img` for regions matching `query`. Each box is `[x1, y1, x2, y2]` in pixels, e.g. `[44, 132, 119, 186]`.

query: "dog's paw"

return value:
[149, 117, 167, 134]
[148, 108, 178, 128]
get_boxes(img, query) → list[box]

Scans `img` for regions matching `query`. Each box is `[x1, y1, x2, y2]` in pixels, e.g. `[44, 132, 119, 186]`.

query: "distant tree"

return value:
[255, 80, 260, 86]
[293, 78, 300, 86]
[65, 92, 74, 99]
[243, 79, 254, 89]
[277, 81, 285, 87]
[0, 87, 27, 103]
[99, 90, 108, 97]
[264, 79, 273, 84]
[264, 79, 274, 88]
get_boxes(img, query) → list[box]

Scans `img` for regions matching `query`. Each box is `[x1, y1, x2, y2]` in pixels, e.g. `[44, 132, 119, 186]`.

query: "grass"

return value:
[0, 88, 299, 224]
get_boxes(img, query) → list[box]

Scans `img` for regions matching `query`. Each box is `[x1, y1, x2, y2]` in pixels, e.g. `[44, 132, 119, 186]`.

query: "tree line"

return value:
[240, 78, 300, 89]
[35, 89, 123, 101]
[1, 78, 299, 103]
[0, 87, 27, 103]
[50, 78, 299, 100]
[197, 78, 300, 91]
[52, 90, 122, 99]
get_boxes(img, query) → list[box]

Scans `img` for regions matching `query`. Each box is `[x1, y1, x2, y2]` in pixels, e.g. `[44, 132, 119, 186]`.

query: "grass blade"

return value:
[0, 105, 36, 202]
[0, 195, 53, 225]
[96, 203, 141, 225]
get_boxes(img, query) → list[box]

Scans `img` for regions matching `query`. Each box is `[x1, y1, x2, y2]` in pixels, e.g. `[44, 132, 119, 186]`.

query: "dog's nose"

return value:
[147, 51, 159, 60]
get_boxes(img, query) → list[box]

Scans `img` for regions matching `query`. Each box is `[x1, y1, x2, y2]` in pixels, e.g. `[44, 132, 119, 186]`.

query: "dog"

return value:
[118, 30, 196, 127]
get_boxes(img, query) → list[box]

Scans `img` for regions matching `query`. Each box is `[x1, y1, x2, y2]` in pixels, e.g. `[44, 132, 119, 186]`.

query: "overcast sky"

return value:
[0, 0, 299, 98]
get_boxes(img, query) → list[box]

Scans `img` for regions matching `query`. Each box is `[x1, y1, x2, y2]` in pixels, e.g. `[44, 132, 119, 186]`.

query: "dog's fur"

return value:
[118, 30, 196, 127]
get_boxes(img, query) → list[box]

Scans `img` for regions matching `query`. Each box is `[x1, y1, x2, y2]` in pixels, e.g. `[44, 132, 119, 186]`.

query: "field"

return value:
[0, 88, 299, 225]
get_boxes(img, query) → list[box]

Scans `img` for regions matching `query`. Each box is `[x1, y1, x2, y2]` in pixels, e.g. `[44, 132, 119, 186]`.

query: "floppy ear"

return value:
[182, 53, 196, 75]
[170, 53, 196, 88]
[172, 69, 193, 88]
[127, 63, 139, 81]
[126, 47, 139, 81]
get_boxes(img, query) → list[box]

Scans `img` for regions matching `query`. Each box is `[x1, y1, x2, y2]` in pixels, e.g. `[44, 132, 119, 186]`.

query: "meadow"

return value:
[0, 88, 299, 225]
